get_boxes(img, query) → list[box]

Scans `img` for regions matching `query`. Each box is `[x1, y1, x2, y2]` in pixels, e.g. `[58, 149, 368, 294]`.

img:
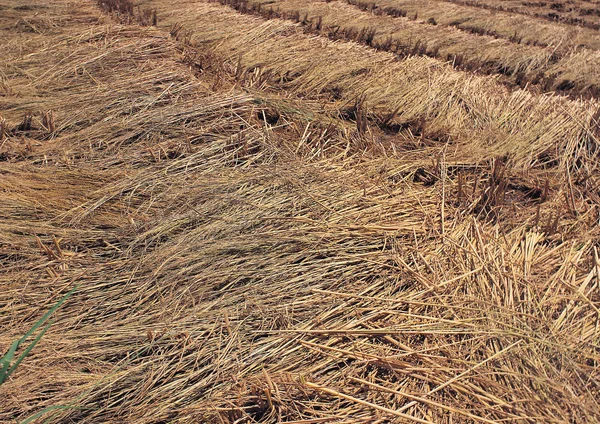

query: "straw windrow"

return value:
[223, 0, 600, 97]
[355, 0, 600, 50]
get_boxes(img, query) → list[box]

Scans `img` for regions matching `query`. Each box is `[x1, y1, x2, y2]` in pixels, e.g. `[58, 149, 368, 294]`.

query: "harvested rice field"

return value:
[2, 0, 600, 422]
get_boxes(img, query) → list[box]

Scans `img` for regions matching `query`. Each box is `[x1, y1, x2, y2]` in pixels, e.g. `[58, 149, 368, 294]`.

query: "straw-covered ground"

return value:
[2, 0, 600, 422]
